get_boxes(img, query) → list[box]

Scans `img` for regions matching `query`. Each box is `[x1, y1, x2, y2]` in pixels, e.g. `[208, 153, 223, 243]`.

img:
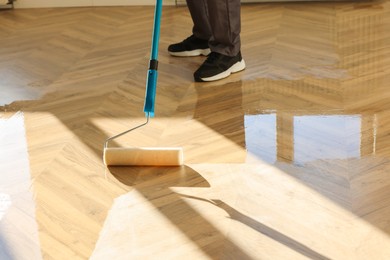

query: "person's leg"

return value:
[193, 0, 244, 82]
[207, 0, 241, 56]
[186, 0, 212, 41]
[168, 0, 245, 81]
[167, 0, 211, 56]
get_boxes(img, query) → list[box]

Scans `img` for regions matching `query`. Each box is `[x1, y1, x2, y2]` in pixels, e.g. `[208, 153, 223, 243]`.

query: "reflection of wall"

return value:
[293, 115, 361, 164]
[242, 2, 388, 163]
[245, 113, 364, 165]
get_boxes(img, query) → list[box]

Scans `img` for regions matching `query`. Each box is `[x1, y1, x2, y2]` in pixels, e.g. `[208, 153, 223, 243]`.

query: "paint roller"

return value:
[103, 0, 183, 167]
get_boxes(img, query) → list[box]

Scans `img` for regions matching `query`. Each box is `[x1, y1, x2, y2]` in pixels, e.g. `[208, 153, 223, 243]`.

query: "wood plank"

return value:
[1, 3, 390, 259]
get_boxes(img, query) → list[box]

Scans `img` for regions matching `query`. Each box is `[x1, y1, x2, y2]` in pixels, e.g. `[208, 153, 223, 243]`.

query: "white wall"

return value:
[14, 0, 176, 8]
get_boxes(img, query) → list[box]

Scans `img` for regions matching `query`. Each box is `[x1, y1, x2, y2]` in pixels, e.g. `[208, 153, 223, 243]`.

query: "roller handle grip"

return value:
[144, 67, 158, 117]
[143, 0, 162, 118]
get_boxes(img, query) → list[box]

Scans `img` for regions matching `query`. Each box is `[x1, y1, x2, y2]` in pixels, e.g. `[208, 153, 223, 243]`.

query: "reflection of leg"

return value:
[193, 81, 246, 162]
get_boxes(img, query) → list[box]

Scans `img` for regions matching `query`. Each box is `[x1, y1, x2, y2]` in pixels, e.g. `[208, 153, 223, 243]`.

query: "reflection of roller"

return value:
[103, 0, 183, 167]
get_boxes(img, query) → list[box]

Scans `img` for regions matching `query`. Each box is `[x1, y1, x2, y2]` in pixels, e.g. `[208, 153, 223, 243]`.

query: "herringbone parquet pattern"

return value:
[1, 2, 390, 259]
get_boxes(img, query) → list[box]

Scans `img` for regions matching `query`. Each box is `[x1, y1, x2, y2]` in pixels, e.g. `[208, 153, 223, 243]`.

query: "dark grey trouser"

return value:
[186, 0, 241, 56]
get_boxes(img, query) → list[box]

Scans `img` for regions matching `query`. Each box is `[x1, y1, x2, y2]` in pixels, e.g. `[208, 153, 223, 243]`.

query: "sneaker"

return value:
[194, 51, 246, 82]
[168, 35, 211, 57]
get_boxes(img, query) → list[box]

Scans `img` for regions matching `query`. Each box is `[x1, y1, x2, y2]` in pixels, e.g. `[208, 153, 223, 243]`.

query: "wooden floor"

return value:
[1, 2, 390, 259]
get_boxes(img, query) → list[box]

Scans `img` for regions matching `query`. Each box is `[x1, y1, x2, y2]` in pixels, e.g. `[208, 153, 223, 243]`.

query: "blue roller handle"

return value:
[143, 0, 163, 117]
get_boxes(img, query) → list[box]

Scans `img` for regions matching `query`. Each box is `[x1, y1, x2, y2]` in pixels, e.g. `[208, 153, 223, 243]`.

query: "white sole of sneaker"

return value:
[169, 48, 211, 57]
[200, 59, 246, 82]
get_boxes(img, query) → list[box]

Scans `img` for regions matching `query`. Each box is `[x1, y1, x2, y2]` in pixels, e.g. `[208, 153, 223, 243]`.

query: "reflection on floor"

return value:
[0, 113, 42, 260]
[1, 1, 390, 259]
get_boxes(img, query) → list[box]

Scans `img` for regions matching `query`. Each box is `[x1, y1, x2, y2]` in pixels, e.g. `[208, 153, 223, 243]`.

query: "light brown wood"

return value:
[1, 2, 390, 259]
[103, 147, 184, 166]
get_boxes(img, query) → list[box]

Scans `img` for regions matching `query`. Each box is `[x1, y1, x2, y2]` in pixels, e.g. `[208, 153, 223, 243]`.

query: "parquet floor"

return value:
[1, 2, 390, 259]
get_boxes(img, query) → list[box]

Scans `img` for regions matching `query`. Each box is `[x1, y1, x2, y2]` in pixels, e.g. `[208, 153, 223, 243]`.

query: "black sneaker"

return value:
[194, 51, 246, 82]
[168, 35, 211, 57]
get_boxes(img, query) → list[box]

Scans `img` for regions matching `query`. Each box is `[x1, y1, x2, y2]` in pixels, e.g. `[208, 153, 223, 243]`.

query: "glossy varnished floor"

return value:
[1, 2, 390, 259]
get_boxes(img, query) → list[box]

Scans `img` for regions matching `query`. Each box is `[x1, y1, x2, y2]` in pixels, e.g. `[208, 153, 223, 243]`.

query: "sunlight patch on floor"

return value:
[0, 112, 43, 260]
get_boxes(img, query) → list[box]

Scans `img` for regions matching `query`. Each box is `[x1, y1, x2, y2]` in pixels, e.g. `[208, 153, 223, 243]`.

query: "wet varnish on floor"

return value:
[1, 2, 390, 259]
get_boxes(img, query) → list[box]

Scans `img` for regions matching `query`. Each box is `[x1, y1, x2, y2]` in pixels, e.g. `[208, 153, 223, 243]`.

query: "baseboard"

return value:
[14, 0, 175, 8]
